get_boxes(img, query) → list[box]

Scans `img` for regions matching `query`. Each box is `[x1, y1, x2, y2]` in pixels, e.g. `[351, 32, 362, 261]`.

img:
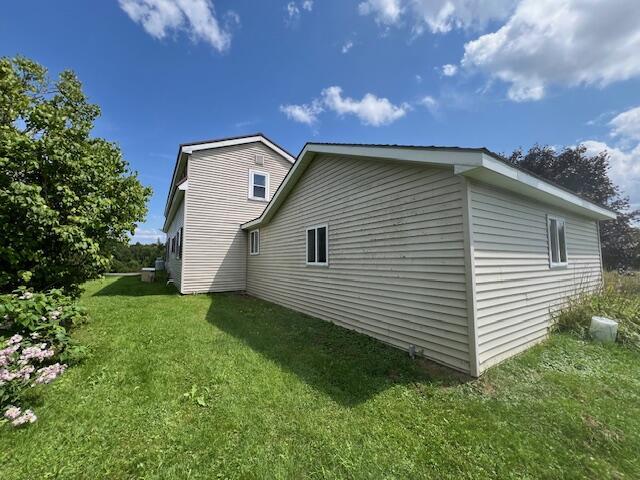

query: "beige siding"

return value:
[166, 197, 185, 291]
[182, 142, 291, 293]
[469, 181, 603, 370]
[247, 155, 472, 373]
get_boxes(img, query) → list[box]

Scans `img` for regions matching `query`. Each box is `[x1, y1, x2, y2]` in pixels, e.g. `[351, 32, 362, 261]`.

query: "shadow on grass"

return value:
[93, 275, 176, 297]
[206, 292, 472, 406]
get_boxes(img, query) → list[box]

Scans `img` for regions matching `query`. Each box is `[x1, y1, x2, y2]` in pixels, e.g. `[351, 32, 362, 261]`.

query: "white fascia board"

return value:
[163, 189, 185, 232]
[307, 144, 483, 167]
[462, 154, 617, 220]
[181, 135, 296, 163]
[241, 144, 483, 230]
[165, 135, 294, 217]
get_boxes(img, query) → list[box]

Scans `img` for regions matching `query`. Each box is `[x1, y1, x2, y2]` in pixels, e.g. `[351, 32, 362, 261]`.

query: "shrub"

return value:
[0, 56, 151, 295]
[554, 283, 640, 349]
[0, 287, 87, 360]
[0, 288, 88, 427]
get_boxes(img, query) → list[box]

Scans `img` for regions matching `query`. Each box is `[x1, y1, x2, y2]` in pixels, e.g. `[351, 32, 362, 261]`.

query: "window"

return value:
[177, 227, 183, 259]
[248, 170, 269, 201]
[249, 230, 260, 255]
[306, 224, 328, 266]
[547, 215, 568, 267]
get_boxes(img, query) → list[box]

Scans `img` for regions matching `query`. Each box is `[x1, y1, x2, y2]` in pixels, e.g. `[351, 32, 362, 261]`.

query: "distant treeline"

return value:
[109, 242, 165, 273]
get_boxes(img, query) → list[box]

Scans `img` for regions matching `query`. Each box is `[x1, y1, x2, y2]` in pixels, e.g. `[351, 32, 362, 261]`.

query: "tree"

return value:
[109, 241, 165, 273]
[503, 145, 640, 270]
[0, 56, 151, 294]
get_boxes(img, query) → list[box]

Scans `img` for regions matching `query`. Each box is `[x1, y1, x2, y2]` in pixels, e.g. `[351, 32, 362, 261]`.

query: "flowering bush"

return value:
[0, 288, 87, 427]
[0, 287, 88, 363]
[0, 334, 67, 426]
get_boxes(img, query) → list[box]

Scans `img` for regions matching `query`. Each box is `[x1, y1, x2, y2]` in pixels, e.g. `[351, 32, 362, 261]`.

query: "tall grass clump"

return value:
[554, 272, 640, 348]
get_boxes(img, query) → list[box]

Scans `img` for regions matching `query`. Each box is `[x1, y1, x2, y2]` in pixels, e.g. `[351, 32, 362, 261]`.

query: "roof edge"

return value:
[242, 142, 617, 230]
[164, 133, 295, 218]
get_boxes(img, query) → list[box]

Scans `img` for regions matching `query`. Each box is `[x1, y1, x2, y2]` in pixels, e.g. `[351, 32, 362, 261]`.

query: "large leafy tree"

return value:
[0, 56, 151, 294]
[504, 145, 639, 270]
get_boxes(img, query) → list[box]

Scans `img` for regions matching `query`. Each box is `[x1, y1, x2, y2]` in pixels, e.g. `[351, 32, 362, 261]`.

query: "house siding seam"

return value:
[247, 154, 471, 373]
[469, 180, 603, 371]
[181, 142, 291, 294]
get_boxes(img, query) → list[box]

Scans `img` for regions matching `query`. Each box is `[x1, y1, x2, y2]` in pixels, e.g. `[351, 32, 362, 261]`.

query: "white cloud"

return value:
[441, 64, 458, 76]
[415, 74, 422, 83]
[286, 1, 300, 20]
[131, 228, 166, 244]
[582, 140, 640, 207]
[321, 86, 408, 126]
[280, 86, 408, 127]
[408, 0, 516, 34]
[461, 0, 640, 101]
[610, 106, 640, 142]
[279, 101, 323, 125]
[419, 95, 438, 115]
[582, 105, 640, 208]
[341, 40, 354, 54]
[358, 0, 403, 25]
[359, 0, 515, 32]
[119, 0, 233, 52]
[286, 0, 313, 24]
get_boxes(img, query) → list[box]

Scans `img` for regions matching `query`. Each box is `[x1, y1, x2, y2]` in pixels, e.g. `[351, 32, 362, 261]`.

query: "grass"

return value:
[556, 272, 640, 348]
[1, 276, 640, 479]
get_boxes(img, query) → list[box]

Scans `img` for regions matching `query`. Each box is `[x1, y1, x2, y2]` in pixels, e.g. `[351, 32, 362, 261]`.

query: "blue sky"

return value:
[2, 0, 639, 243]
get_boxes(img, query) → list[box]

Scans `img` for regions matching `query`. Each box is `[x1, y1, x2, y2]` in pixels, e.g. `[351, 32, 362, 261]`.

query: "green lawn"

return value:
[2, 276, 640, 479]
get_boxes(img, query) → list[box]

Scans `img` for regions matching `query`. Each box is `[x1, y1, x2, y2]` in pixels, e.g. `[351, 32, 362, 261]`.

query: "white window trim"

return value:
[249, 229, 260, 256]
[248, 169, 270, 202]
[305, 223, 329, 267]
[547, 214, 568, 268]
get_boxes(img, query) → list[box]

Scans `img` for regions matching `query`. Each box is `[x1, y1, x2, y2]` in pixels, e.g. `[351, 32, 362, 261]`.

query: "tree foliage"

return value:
[0, 56, 151, 294]
[504, 145, 640, 270]
[109, 241, 165, 273]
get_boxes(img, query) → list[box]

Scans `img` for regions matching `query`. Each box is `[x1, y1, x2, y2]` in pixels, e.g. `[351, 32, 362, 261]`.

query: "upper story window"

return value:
[249, 170, 270, 201]
[306, 224, 328, 266]
[547, 215, 568, 268]
[249, 230, 260, 255]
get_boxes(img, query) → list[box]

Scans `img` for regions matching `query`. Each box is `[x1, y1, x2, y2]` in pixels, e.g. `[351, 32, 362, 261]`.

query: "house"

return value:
[163, 134, 295, 293]
[164, 134, 616, 376]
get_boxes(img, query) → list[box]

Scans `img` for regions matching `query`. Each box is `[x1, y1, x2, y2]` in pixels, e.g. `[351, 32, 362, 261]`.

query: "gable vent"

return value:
[254, 154, 264, 166]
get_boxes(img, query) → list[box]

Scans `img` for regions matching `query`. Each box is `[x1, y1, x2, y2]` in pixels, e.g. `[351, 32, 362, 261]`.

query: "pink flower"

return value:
[11, 409, 37, 426]
[0, 368, 17, 383]
[49, 310, 61, 320]
[20, 344, 54, 362]
[18, 364, 35, 379]
[34, 363, 66, 384]
[4, 405, 21, 420]
[8, 334, 23, 345]
[30, 332, 41, 339]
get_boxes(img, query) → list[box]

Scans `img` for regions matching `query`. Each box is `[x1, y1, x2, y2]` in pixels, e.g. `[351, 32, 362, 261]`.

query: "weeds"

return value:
[554, 272, 640, 348]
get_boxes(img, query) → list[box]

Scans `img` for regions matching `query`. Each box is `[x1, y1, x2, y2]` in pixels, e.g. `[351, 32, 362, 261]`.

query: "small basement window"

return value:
[250, 230, 260, 255]
[306, 224, 328, 266]
[248, 170, 269, 201]
[547, 215, 568, 268]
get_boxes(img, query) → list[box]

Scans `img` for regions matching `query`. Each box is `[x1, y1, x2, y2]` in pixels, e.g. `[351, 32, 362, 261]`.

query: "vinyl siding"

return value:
[469, 181, 603, 371]
[182, 142, 291, 293]
[165, 197, 185, 291]
[247, 155, 472, 373]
